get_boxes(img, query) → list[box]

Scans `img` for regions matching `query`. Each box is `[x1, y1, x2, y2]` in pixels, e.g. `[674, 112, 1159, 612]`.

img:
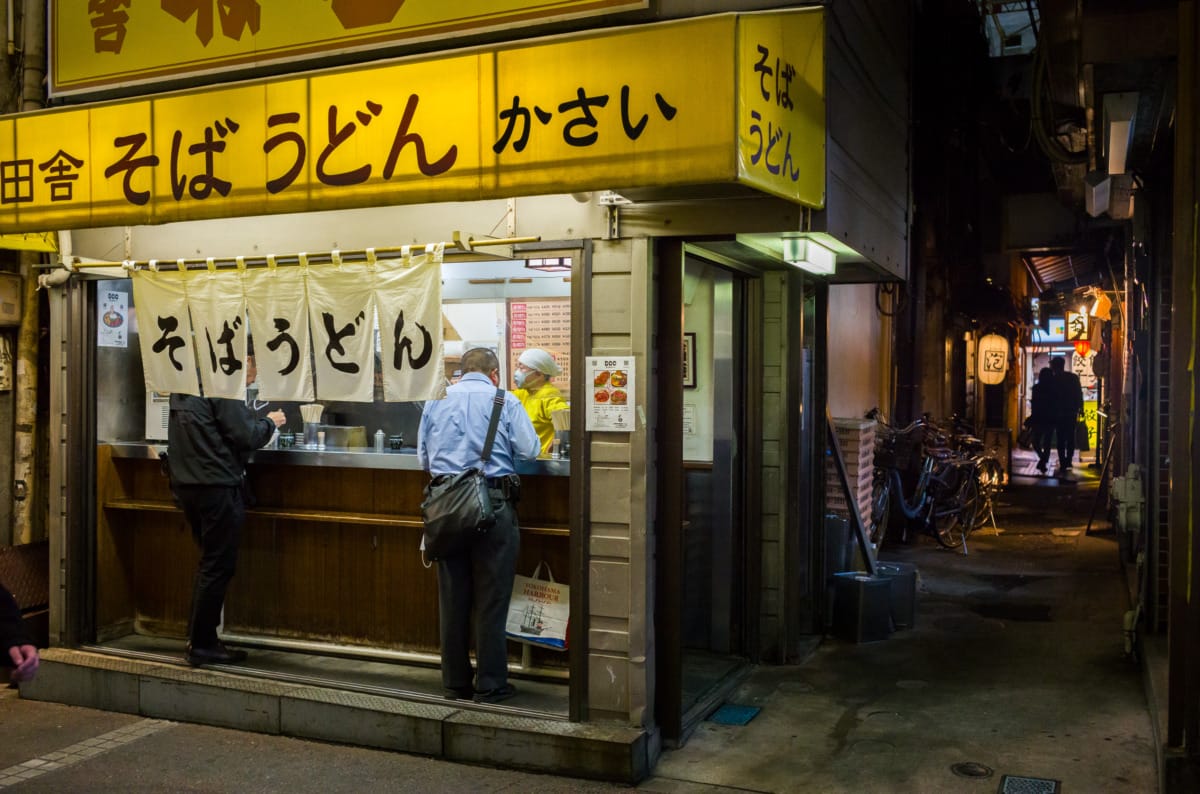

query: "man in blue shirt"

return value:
[418, 347, 541, 703]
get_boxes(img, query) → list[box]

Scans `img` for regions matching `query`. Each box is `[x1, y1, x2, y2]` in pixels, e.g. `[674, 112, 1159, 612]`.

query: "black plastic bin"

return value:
[876, 561, 918, 629]
[832, 572, 892, 643]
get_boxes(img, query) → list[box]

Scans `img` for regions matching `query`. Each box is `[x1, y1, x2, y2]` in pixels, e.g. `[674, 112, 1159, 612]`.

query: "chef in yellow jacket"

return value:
[512, 348, 569, 455]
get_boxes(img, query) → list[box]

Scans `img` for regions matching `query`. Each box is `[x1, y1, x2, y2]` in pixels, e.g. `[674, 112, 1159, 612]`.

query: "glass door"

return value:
[679, 255, 750, 720]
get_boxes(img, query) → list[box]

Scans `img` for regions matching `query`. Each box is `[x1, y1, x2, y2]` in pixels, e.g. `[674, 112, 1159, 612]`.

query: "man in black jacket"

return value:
[1049, 356, 1084, 472]
[169, 354, 285, 666]
[1, 581, 38, 682]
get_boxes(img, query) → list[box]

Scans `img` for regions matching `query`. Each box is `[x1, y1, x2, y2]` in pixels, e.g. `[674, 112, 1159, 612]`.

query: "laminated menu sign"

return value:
[509, 298, 571, 394]
[98, 289, 128, 348]
[586, 356, 634, 432]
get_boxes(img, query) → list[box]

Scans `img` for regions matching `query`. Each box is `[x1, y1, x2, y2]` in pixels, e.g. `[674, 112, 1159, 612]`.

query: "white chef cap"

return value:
[518, 348, 562, 377]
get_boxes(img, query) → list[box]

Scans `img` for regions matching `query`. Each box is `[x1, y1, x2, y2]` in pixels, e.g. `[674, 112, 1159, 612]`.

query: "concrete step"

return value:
[20, 648, 653, 784]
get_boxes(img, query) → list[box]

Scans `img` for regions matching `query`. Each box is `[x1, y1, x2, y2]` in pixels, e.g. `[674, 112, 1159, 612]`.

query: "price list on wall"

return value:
[509, 298, 572, 393]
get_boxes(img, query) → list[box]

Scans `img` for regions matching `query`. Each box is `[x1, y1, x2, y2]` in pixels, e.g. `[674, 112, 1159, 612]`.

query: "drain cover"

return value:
[950, 762, 994, 779]
[997, 774, 1061, 793]
[708, 704, 760, 726]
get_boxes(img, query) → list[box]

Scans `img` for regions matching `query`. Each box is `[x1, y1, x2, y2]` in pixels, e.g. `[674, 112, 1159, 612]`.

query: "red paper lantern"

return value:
[1073, 340, 1091, 356]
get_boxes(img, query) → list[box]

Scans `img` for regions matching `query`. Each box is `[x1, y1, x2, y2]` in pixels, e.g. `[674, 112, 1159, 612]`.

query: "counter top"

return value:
[102, 441, 570, 477]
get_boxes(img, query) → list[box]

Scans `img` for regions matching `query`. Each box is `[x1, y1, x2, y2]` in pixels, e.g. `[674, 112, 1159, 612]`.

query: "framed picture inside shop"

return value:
[683, 332, 697, 389]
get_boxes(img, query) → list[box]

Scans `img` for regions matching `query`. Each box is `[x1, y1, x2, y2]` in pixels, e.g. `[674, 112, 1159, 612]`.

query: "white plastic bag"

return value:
[505, 562, 569, 651]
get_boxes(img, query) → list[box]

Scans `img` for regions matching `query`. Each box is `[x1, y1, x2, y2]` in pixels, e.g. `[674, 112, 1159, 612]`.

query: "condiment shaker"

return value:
[374, 429, 385, 452]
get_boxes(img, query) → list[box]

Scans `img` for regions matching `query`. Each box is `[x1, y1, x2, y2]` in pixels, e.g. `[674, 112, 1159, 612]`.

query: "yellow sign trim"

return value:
[52, 0, 649, 96]
[7, 11, 824, 235]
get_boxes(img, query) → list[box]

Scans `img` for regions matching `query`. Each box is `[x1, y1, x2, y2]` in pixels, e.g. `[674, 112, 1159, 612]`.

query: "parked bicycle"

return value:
[866, 410, 1002, 553]
[931, 414, 1005, 533]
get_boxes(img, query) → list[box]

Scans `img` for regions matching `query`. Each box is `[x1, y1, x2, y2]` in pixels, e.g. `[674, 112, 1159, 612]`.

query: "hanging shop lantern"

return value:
[977, 333, 1009, 385]
[1074, 339, 1091, 356]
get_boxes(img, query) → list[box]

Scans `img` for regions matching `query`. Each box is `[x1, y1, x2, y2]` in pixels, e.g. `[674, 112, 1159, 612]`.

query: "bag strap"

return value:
[481, 387, 505, 462]
[531, 560, 556, 583]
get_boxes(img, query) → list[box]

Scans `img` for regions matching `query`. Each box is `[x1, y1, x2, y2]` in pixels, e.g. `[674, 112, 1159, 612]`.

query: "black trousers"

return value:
[1032, 423, 1054, 465]
[176, 483, 244, 648]
[437, 495, 519, 692]
[1053, 418, 1077, 465]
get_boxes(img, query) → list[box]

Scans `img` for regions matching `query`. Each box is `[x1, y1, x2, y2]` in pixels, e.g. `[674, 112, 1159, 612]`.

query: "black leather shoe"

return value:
[185, 642, 248, 667]
[443, 685, 475, 700]
[472, 684, 516, 704]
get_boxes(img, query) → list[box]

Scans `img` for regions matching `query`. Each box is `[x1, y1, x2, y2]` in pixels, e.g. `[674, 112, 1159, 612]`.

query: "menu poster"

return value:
[98, 288, 128, 348]
[586, 356, 634, 432]
[509, 298, 572, 393]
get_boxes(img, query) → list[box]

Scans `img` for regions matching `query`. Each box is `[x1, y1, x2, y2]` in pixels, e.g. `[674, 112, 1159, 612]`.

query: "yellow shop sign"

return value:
[51, 0, 649, 96]
[5, 11, 823, 234]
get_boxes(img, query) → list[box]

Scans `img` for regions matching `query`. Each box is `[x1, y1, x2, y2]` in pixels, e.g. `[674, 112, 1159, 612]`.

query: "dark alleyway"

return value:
[0, 452, 1159, 792]
[649, 450, 1158, 792]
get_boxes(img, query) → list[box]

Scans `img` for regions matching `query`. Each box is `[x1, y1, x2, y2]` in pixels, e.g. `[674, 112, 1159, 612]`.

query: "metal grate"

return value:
[997, 774, 1061, 794]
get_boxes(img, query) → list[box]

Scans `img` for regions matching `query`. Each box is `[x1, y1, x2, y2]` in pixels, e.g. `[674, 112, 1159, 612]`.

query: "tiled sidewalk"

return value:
[0, 719, 173, 788]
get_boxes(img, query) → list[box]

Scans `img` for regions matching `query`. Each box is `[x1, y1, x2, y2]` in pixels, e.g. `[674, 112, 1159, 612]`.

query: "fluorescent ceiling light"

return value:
[1103, 92, 1138, 176]
[782, 237, 836, 275]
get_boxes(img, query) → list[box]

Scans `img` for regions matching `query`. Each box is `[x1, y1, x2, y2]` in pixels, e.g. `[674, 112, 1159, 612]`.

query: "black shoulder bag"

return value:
[420, 388, 506, 561]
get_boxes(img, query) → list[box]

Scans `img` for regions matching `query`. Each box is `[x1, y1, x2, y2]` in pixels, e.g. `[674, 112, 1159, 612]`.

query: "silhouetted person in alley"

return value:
[1029, 366, 1056, 474]
[1049, 356, 1084, 473]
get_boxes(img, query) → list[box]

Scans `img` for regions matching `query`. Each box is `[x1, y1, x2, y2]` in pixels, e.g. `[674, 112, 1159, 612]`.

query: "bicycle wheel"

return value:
[971, 457, 1003, 529]
[869, 475, 891, 546]
[933, 475, 978, 549]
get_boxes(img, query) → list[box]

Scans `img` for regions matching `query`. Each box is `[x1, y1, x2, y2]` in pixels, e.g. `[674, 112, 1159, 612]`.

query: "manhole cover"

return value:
[950, 762, 994, 779]
[997, 774, 1061, 793]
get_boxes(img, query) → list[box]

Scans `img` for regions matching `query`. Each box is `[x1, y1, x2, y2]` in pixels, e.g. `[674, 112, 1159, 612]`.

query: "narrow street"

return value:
[649, 451, 1159, 792]
[0, 452, 1161, 792]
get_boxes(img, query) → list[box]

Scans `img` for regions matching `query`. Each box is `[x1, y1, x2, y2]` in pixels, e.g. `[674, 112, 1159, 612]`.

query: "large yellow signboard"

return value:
[4, 11, 824, 235]
[51, 0, 648, 96]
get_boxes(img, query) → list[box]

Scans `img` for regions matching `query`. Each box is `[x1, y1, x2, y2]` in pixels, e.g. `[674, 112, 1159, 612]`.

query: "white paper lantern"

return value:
[977, 333, 1009, 385]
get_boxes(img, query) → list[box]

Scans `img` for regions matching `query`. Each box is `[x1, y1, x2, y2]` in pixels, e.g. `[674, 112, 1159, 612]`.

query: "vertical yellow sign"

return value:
[737, 11, 825, 208]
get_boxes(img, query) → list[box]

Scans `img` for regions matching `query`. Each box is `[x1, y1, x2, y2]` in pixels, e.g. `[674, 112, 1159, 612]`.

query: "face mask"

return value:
[514, 370, 528, 388]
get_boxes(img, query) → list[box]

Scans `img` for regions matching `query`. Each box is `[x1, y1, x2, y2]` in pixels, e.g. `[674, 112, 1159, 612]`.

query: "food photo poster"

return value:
[585, 356, 634, 432]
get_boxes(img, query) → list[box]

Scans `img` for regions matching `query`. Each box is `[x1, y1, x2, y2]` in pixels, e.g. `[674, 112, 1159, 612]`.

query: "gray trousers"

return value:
[437, 497, 519, 692]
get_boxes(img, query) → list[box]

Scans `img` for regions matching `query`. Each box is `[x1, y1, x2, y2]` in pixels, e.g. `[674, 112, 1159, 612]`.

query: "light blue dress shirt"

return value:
[418, 372, 542, 477]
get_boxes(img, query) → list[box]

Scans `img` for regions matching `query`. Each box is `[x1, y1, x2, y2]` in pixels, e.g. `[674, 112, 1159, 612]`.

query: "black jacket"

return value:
[1029, 381, 1054, 427]
[167, 394, 275, 486]
[1, 582, 30, 651]
[1052, 370, 1084, 423]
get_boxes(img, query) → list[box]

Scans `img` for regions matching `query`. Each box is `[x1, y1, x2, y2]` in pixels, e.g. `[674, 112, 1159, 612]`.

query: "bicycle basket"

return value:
[874, 427, 924, 471]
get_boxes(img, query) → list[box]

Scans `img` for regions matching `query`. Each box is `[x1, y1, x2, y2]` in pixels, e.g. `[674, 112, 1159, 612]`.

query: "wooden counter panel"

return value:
[96, 445, 136, 632]
[130, 512, 194, 635]
[96, 448, 571, 659]
[224, 519, 438, 651]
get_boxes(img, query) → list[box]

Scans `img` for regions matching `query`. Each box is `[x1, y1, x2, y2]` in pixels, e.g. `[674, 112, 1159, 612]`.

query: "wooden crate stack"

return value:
[826, 417, 877, 529]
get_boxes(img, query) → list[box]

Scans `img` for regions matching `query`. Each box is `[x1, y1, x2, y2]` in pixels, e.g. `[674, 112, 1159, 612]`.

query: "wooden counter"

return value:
[96, 444, 571, 666]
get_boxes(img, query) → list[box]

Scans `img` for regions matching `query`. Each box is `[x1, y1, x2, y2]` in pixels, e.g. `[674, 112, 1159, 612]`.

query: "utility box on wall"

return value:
[0, 273, 22, 326]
